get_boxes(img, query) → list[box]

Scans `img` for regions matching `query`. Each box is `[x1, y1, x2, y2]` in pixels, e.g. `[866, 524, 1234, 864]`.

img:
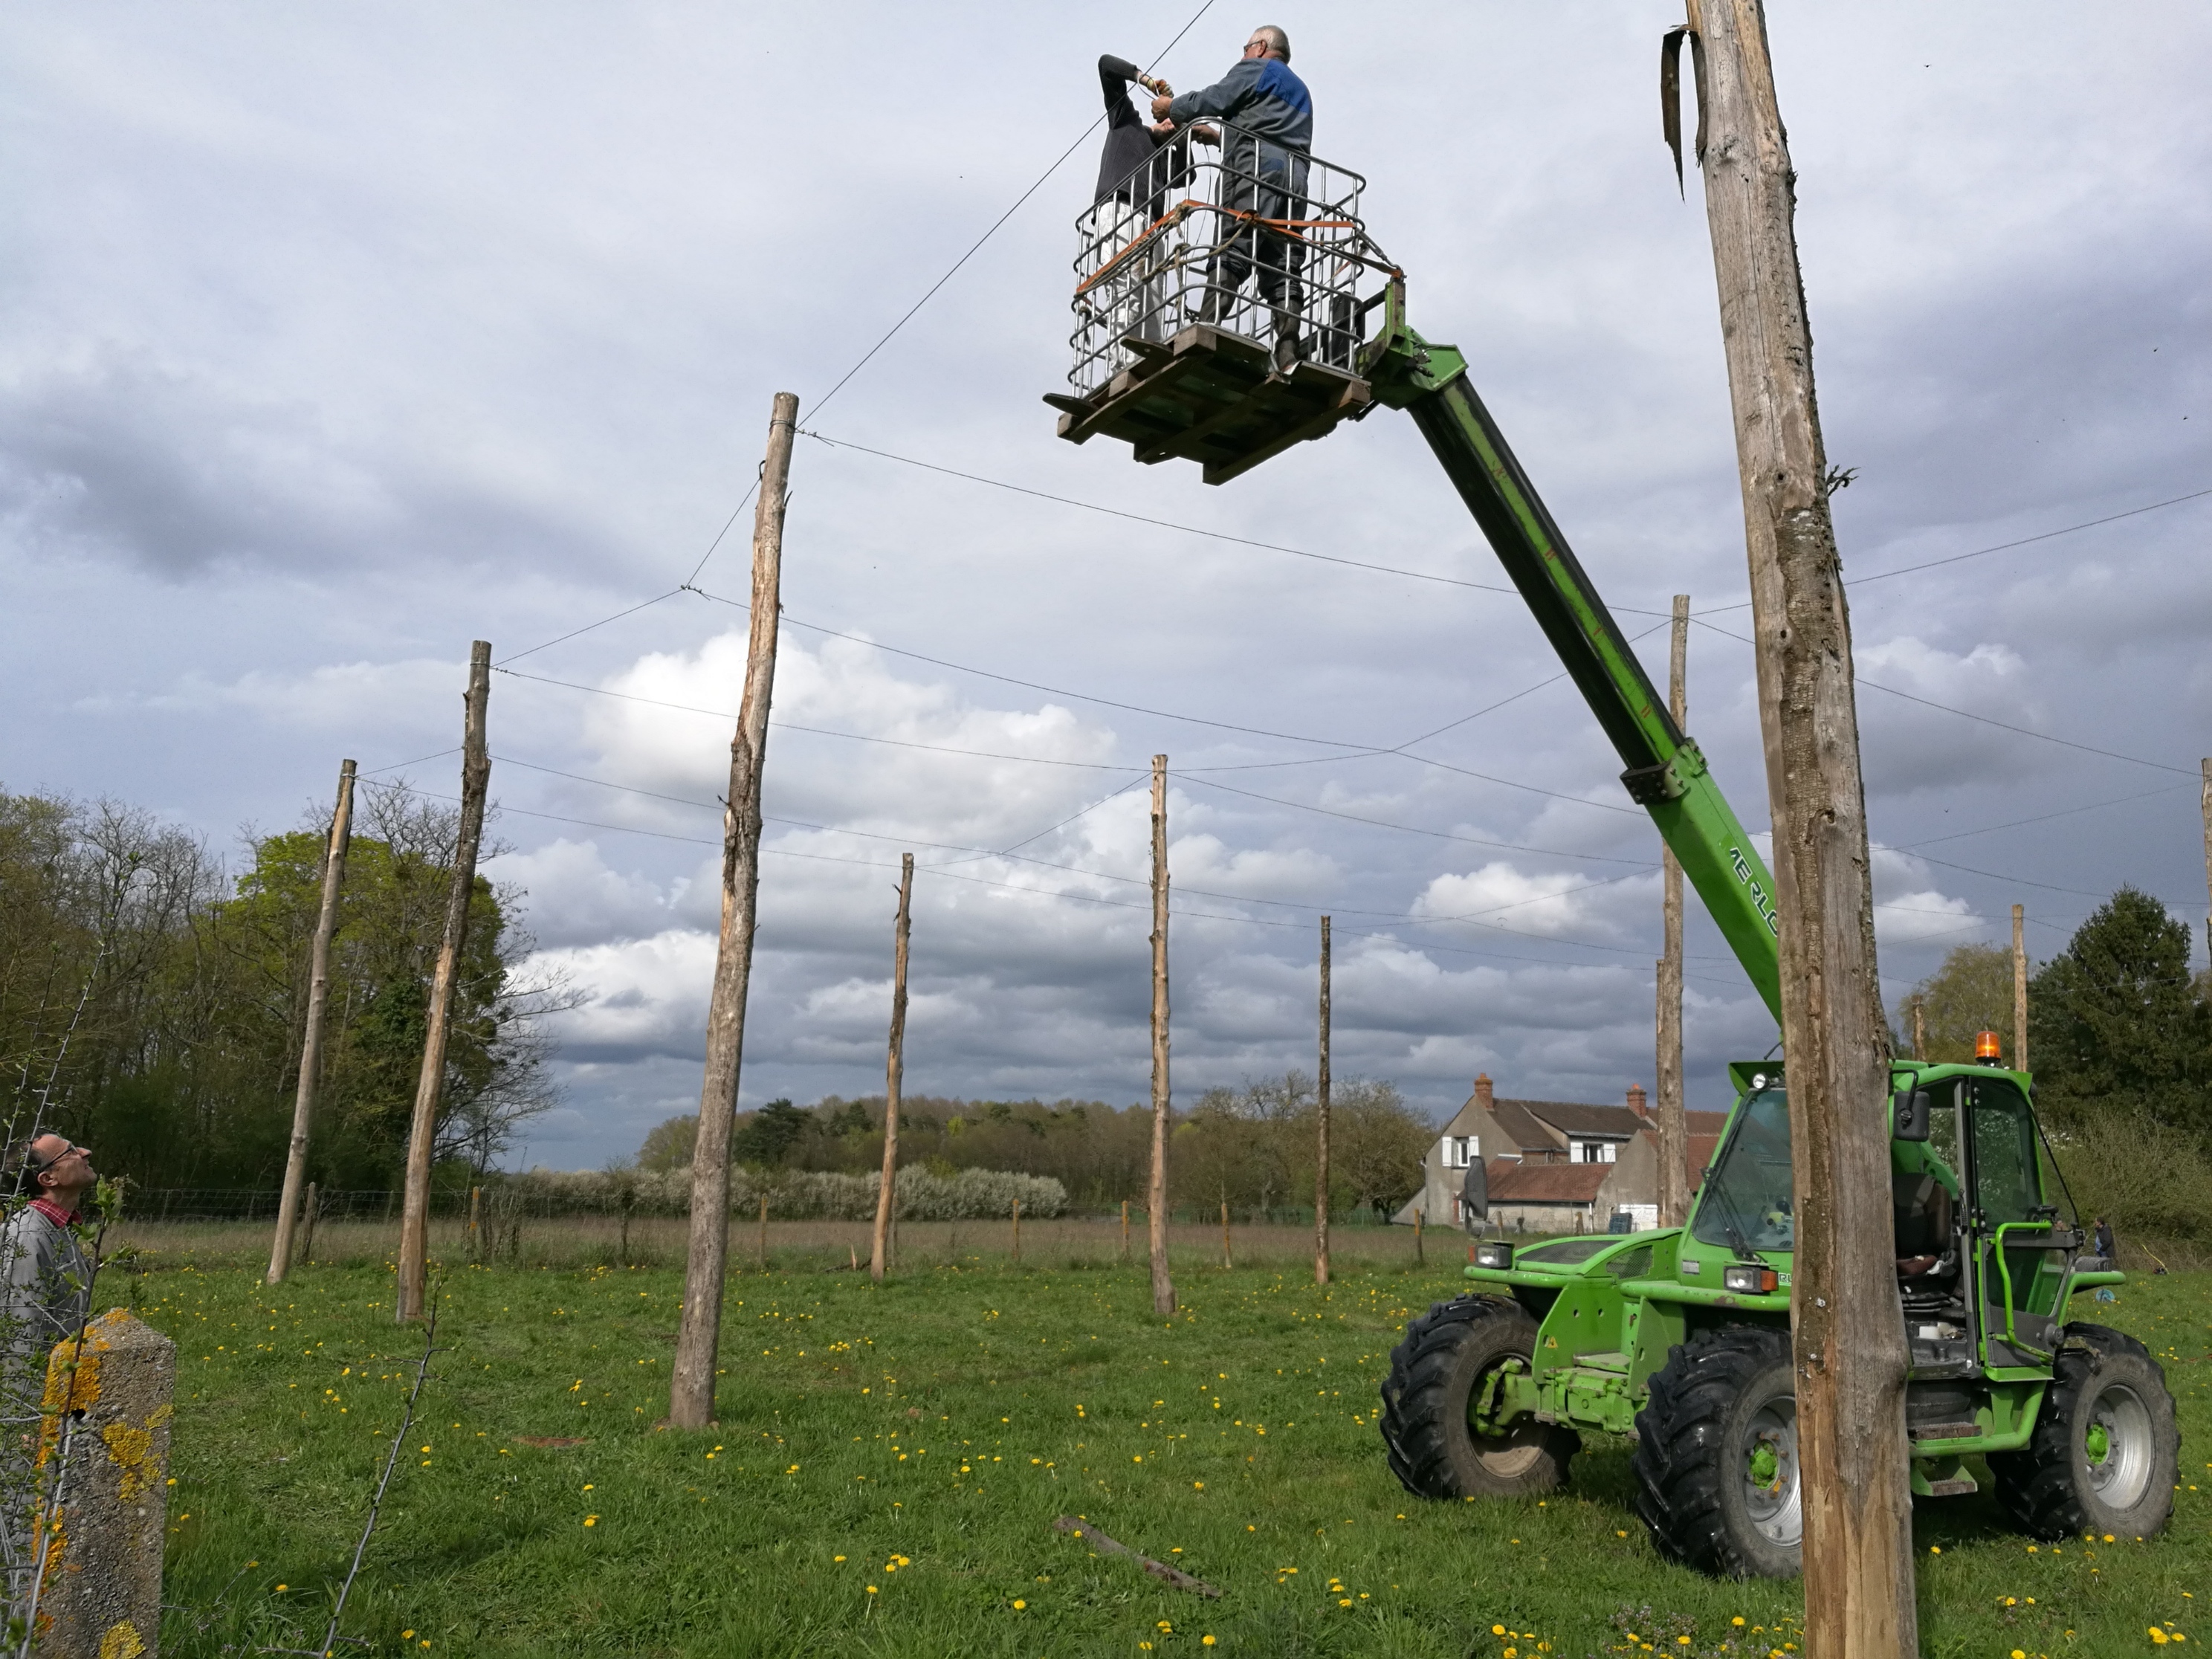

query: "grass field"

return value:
[127, 1224, 2208, 1658]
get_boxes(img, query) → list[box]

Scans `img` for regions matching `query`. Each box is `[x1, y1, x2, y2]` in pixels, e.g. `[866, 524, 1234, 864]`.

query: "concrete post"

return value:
[35, 1311, 176, 1658]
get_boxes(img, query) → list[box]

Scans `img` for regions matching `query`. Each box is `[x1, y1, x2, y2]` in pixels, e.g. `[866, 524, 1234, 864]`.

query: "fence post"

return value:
[1414, 1207, 1423, 1267]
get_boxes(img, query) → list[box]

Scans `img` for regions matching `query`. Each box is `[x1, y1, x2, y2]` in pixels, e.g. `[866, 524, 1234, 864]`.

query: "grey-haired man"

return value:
[1, 1135, 99, 1365]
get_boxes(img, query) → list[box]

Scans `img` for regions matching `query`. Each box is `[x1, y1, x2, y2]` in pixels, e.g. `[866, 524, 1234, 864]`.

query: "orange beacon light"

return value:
[1974, 1030, 2004, 1064]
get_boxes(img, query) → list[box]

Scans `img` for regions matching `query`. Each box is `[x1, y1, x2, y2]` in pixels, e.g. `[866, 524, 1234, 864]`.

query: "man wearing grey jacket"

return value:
[1154, 25, 1313, 359]
[1, 1134, 98, 1368]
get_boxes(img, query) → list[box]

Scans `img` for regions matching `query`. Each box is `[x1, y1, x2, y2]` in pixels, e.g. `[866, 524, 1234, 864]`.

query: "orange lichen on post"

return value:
[30, 1310, 176, 1659]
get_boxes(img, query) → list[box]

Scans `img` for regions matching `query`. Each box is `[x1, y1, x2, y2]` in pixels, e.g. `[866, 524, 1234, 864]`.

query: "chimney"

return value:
[1626, 1083, 1649, 1119]
[1473, 1074, 1494, 1112]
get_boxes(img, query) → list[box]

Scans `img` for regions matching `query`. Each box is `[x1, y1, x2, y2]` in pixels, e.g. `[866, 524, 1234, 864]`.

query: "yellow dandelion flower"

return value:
[1012, 1600, 1026, 1610]
[1203, 1639, 1217, 1649]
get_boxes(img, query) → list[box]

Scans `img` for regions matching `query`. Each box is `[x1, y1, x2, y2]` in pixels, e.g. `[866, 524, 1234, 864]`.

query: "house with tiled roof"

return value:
[1396, 1074, 1730, 1235]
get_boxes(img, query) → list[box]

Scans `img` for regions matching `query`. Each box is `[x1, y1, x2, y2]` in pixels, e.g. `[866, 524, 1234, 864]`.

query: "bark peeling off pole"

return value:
[397, 647, 491, 1322]
[1314, 914, 1331, 1287]
[1685, 2, 1915, 1653]
[1655, 595, 1690, 1229]
[870, 853, 913, 1283]
[669, 391, 800, 1429]
[2012, 903, 2028, 1073]
[269, 758, 355, 1286]
[1148, 754, 1177, 1316]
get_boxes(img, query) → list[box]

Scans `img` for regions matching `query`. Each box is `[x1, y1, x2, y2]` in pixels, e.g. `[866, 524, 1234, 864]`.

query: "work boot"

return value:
[1272, 310, 1302, 371]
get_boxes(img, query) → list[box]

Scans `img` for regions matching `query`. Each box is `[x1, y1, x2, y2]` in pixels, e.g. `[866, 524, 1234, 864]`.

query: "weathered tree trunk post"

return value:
[1682, 3, 1915, 1652]
[1413, 1207, 1423, 1266]
[468, 1185, 482, 1264]
[1911, 997, 1926, 1061]
[2012, 903, 2028, 1071]
[668, 391, 799, 1428]
[870, 853, 914, 1283]
[1148, 754, 1177, 1316]
[268, 758, 355, 1285]
[2199, 759, 2211, 964]
[1315, 914, 1332, 1286]
[1655, 597, 1691, 1228]
[397, 644, 491, 1322]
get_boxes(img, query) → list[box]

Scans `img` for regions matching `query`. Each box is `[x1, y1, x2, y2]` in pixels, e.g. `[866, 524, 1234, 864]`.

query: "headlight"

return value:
[1722, 1263, 1779, 1294]
[1475, 1243, 1514, 1270]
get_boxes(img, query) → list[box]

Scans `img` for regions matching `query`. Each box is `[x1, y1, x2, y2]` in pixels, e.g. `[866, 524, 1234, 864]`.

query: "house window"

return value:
[1439, 1135, 1478, 1169]
[1574, 1139, 1617, 1164]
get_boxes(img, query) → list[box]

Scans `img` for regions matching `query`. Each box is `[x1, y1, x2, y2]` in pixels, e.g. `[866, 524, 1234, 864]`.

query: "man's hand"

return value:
[1149, 120, 1176, 138]
[1150, 93, 1174, 121]
[1191, 123, 1220, 146]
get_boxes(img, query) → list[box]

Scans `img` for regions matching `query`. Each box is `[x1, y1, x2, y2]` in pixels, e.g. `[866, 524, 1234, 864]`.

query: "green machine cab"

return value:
[1050, 133, 2179, 1576]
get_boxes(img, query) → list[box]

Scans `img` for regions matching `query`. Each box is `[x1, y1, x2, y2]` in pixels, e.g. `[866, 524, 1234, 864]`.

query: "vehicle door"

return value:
[1964, 1077, 2069, 1367]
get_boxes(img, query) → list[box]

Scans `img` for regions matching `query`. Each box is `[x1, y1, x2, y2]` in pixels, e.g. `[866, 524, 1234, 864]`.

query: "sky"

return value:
[4, 2, 2209, 1171]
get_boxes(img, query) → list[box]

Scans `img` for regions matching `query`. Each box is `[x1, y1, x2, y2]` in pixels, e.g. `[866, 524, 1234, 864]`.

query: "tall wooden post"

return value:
[396, 645, 491, 1322]
[1684, 4, 1915, 1653]
[668, 392, 799, 1427]
[2199, 760, 2211, 966]
[2011, 904, 2028, 1072]
[1655, 594, 1691, 1228]
[1148, 754, 1177, 1316]
[268, 758, 355, 1285]
[870, 853, 913, 1282]
[1911, 997, 1926, 1062]
[1314, 914, 1332, 1287]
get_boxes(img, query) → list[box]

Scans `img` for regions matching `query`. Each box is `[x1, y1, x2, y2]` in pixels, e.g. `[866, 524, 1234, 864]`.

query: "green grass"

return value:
[134, 1238, 2209, 1658]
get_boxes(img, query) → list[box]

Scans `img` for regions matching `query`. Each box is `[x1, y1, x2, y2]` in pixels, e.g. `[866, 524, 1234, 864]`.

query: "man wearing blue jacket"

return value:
[1153, 26, 1313, 361]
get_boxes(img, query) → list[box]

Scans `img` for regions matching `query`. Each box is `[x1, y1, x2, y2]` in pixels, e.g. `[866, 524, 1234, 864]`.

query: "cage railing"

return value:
[1066, 118, 1398, 398]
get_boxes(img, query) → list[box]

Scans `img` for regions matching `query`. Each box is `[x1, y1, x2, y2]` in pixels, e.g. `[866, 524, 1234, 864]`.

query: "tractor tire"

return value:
[1988, 1322, 2179, 1543]
[1632, 1325, 1802, 1579]
[1378, 1295, 1579, 1500]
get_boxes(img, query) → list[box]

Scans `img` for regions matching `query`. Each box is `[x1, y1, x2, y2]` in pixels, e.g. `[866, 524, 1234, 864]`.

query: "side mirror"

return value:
[1461, 1160, 1489, 1232]
[1893, 1087, 1931, 1142]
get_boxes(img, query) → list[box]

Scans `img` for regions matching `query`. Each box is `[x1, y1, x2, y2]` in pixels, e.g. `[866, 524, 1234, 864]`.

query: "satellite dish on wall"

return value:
[1461, 1160, 1488, 1232]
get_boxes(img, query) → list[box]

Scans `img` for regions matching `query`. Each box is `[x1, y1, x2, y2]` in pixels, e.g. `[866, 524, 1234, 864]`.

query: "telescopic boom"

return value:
[1360, 290, 1784, 1021]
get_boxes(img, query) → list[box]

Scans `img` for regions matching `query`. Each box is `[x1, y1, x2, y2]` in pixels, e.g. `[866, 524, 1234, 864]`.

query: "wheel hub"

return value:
[2082, 1380, 2154, 1510]
[1741, 1399, 1802, 1548]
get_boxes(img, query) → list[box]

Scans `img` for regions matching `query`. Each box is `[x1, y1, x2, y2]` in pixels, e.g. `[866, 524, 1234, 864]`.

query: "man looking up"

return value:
[1087, 55, 1215, 346]
[1, 1134, 99, 1362]
[1153, 25, 1313, 361]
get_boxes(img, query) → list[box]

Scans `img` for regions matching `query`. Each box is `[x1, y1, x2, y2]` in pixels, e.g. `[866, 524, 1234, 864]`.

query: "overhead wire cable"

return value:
[1688, 617, 2195, 776]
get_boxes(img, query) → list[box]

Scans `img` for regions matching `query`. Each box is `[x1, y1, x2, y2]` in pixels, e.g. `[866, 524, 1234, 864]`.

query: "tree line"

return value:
[632, 1071, 1434, 1221]
[1, 783, 564, 1194]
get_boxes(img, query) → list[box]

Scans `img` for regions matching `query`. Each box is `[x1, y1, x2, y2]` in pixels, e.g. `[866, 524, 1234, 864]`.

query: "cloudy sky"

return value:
[5, 3, 2208, 1170]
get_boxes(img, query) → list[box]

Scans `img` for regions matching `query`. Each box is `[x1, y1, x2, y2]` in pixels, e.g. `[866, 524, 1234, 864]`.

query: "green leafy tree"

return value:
[636, 1114, 699, 1172]
[1895, 942, 2017, 1063]
[2028, 887, 2212, 1133]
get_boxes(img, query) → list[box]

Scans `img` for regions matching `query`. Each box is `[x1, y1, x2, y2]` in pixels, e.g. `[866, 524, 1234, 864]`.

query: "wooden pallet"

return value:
[1044, 324, 1372, 485]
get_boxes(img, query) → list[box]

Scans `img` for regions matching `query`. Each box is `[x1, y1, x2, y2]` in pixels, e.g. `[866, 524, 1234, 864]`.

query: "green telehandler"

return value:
[1049, 127, 2180, 1576]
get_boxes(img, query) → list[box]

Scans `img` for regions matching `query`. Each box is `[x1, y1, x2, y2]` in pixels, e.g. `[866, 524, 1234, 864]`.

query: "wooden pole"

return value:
[1911, 997, 1926, 1061]
[1220, 1197, 1231, 1270]
[468, 1186, 482, 1263]
[1684, 4, 1914, 1652]
[1414, 1207, 1423, 1266]
[1655, 595, 1690, 1229]
[2012, 904, 2028, 1072]
[1148, 754, 1177, 1316]
[2199, 760, 2211, 967]
[268, 758, 356, 1285]
[1315, 914, 1331, 1287]
[669, 392, 799, 1428]
[870, 853, 913, 1283]
[1012, 1197, 1021, 1265]
[396, 644, 491, 1322]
